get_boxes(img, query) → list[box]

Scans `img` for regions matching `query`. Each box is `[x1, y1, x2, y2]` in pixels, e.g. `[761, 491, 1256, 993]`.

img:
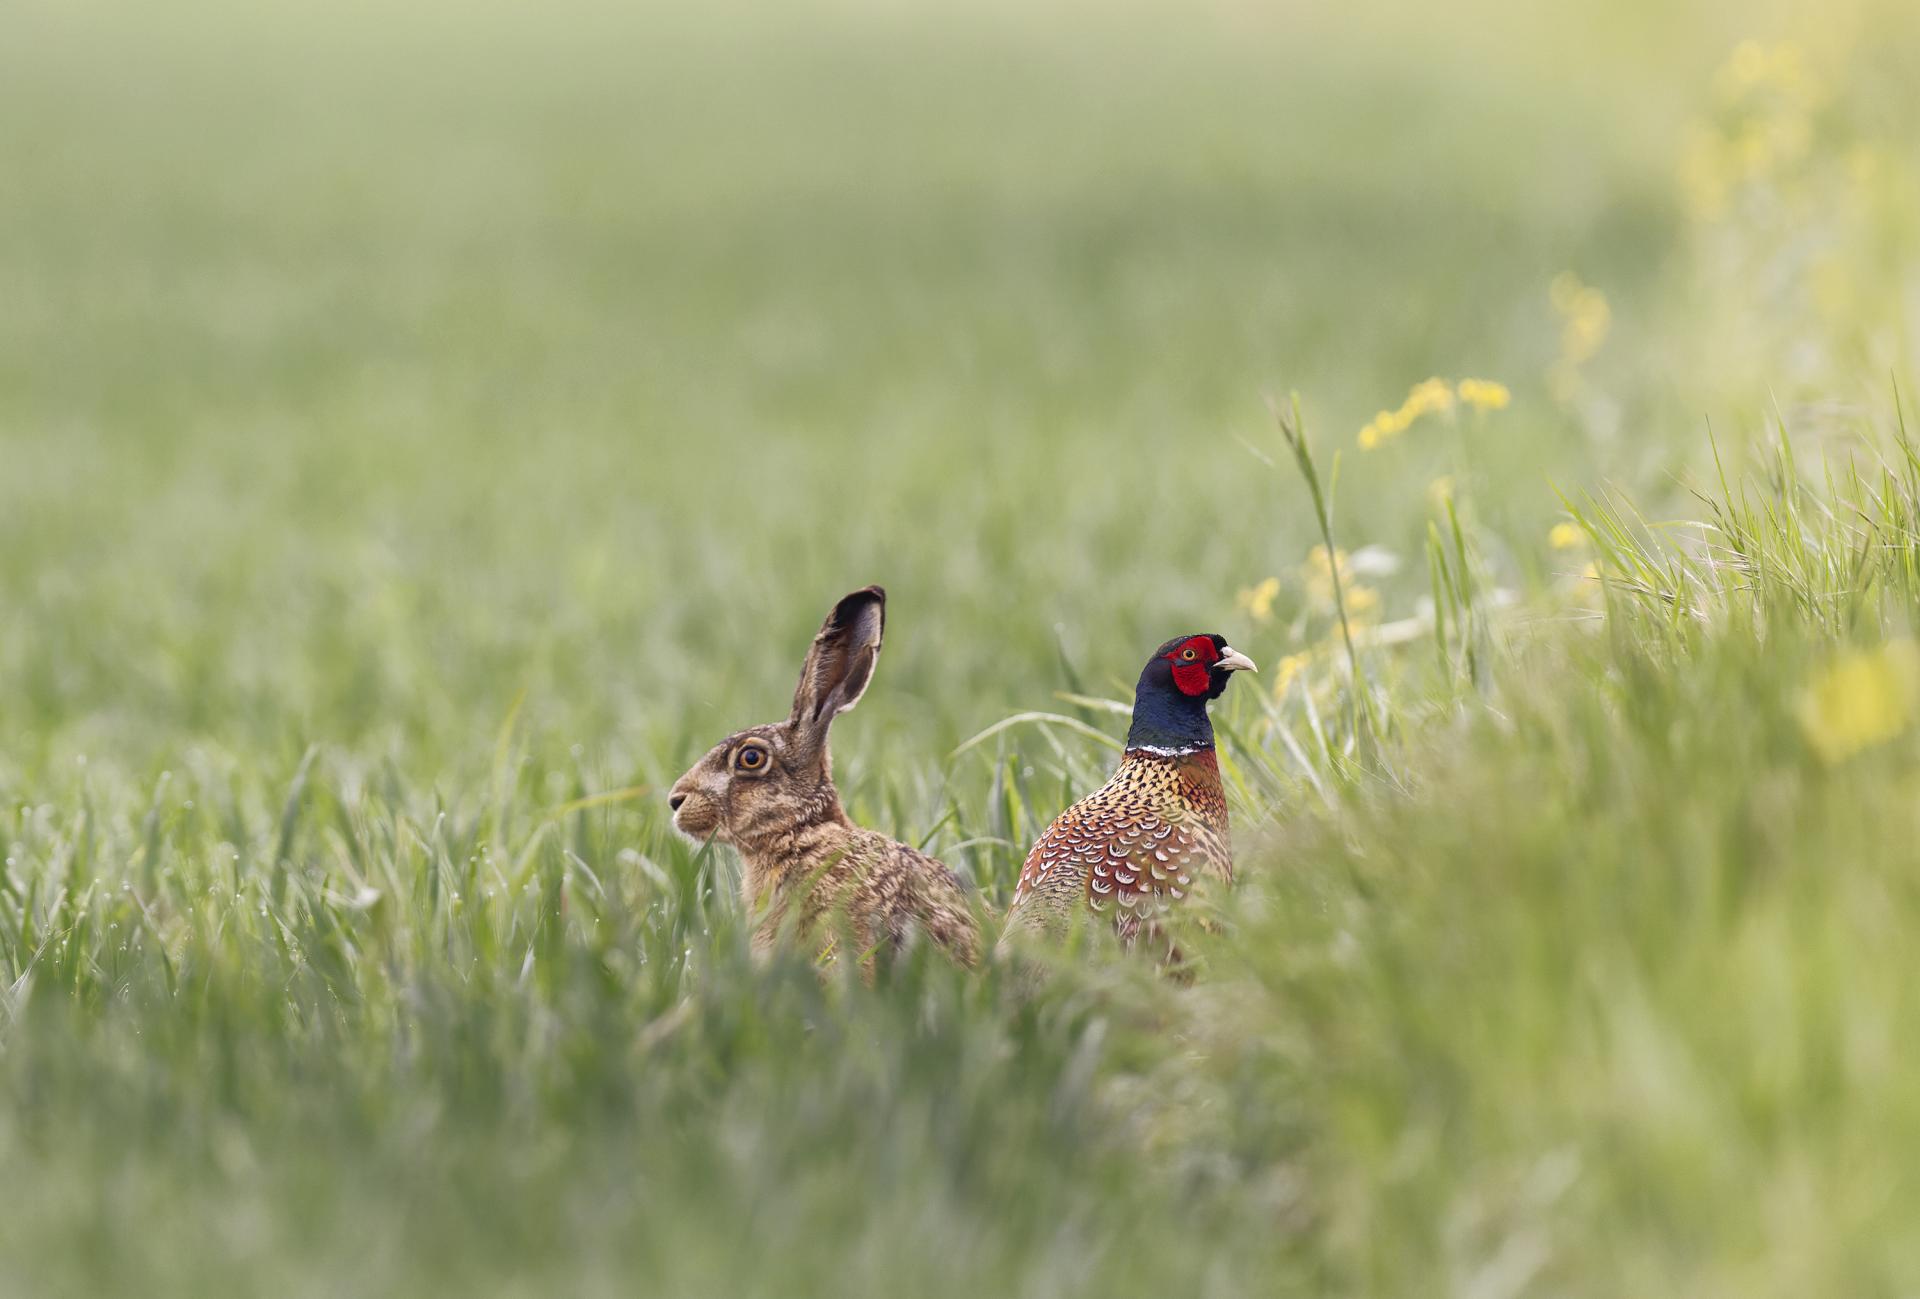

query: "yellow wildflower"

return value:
[1765, 42, 1813, 100]
[1688, 40, 1824, 226]
[1716, 39, 1771, 100]
[1548, 274, 1610, 403]
[1715, 40, 1817, 106]
[1344, 584, 1381, 621]
[1359, 409, 1407, 449]
[1404, 377, 1455, 418]
[1271, 652, 1311, 699]
[1548, 522, 1586, 550]
[1356, 378, 1456, 449]
[1551, 274, 1611, 364]
[1796, 642, 1920, 765]
[1456, 379, 1510, 411]
[1301, 545, 1351, 607]
[1235, 576, 1281, 623]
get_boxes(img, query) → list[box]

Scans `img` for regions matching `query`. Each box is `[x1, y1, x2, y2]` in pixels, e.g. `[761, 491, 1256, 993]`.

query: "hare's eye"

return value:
[735, 745, 768, 772]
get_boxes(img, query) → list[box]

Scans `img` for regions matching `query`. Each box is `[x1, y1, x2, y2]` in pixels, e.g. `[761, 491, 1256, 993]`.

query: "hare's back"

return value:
[849, 829, 979, 964]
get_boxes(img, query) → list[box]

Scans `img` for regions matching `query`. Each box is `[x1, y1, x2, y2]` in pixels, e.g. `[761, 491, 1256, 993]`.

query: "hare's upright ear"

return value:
[790, 585, 886, 734]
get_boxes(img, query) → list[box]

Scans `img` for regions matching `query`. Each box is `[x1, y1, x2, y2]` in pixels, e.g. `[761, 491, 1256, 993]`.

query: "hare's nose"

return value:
[668, 794, 687, 812]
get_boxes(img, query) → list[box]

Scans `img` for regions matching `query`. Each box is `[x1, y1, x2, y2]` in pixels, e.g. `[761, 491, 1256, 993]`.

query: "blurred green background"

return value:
[0, 0, 1836, 775]
[2, 0, 1918, 1294]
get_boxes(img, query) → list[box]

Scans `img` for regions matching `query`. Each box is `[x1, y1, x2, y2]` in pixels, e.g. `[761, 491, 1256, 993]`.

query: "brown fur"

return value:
[667, 587, 979, 972]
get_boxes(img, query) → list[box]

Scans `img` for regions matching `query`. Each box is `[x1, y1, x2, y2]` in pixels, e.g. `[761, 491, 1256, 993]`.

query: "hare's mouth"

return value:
[670, 796, 722, 841]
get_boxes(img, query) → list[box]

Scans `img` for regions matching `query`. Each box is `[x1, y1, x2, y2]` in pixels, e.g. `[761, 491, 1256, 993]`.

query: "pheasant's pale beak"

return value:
[1215, 646, 1258, 674]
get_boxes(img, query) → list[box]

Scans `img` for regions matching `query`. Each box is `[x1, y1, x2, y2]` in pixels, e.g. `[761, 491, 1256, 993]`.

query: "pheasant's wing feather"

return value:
[1011, 796, 1100, 905]
[1014, 789, 1215, 896]
[1089, 808, 1218, 919]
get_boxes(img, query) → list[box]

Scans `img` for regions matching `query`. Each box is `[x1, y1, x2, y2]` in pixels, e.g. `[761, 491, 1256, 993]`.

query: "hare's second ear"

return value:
[790, 585, 886, 730]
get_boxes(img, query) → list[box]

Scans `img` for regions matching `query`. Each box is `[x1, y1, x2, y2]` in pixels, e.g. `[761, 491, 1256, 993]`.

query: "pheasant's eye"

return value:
[1179, 646, 1199, 662]
[735, 745, 768, 772]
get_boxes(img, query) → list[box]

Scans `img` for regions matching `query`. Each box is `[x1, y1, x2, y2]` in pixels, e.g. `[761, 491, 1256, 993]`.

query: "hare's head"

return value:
[668, 586, 886, 850]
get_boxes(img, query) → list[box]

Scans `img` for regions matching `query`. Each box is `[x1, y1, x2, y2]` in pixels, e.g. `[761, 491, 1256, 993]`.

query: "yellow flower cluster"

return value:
[1235, 576, 1281, 623]
[1357, 379, 1450, 450]
[1300, 545, 1379, 620]
[1551, 274, 1611, 365]
[1456, 379, 1511, 411]
[1270, 651, 1311, 700]
[1300, 545, 1346, 604]
[1676, 30, 1916, 400]
[1548, 273, 1611, 401]
[1796, 642, 1920, 765]
[1357, 378, 1511, 450]
[1548, 522, 1585, 550]
[1682, 40, 1823, 222]
[1714, 39, 1818, 110]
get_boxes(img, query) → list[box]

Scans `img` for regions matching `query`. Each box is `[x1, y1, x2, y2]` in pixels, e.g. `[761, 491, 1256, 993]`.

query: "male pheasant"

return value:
[1001, 633, 1255, 955]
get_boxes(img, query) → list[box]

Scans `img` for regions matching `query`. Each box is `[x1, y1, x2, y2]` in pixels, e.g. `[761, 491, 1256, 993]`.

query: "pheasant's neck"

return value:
[1124, 686, 1214, 755]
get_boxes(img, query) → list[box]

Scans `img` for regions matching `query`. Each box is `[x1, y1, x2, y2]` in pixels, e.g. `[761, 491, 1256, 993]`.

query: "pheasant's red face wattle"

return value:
[1165, 636, 1220, 697]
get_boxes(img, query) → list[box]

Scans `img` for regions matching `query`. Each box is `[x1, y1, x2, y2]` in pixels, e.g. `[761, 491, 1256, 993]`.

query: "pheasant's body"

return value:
[1000, 632, 1255, 955]
[1004, 748, 1232, 946]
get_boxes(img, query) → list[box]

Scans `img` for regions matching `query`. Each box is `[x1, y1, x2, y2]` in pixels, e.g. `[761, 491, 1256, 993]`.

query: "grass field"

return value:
[4, 1, 1920, 1294]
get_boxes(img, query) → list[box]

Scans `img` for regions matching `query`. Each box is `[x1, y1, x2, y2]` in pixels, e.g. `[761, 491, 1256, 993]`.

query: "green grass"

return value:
[3, 0, 1920, 1294]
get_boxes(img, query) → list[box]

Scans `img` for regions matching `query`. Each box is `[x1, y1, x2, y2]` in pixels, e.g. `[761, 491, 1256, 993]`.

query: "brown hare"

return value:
[667, 586, 980, 972]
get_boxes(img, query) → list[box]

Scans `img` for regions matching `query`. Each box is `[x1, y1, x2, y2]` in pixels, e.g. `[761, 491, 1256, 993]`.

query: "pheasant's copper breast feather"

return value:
[1007, 749, 1231, 943]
